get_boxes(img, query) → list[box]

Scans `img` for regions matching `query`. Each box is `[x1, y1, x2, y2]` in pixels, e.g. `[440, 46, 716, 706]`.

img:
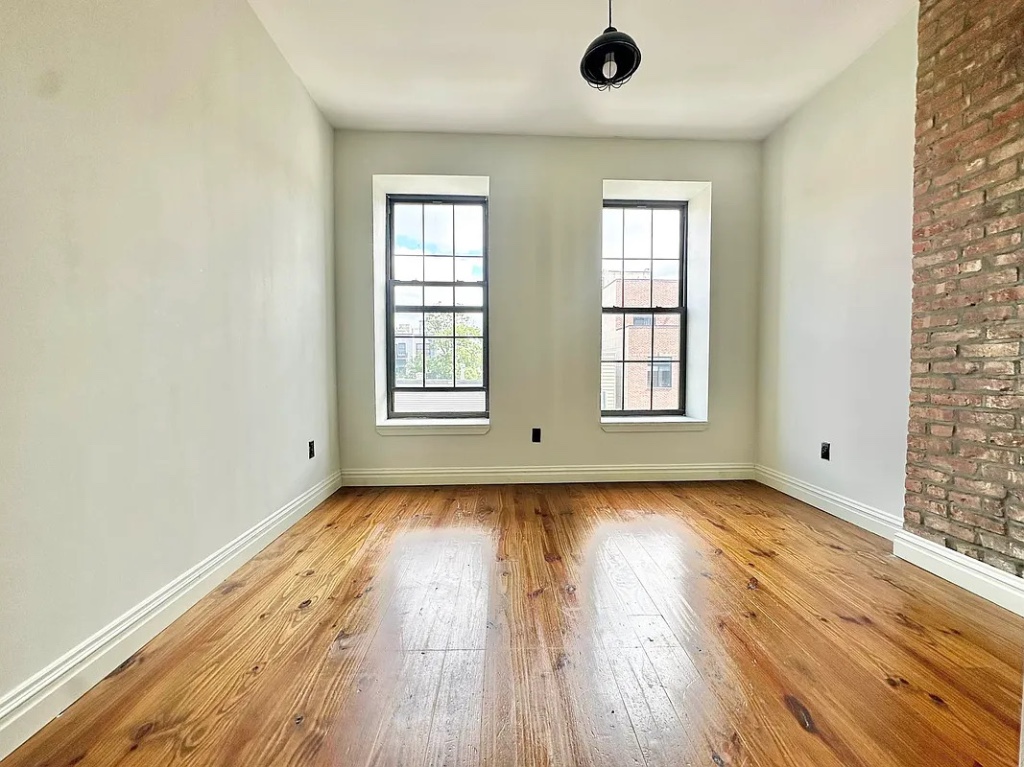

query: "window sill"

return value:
[376, 419, 490, 436]
[601, 417, 709, 433]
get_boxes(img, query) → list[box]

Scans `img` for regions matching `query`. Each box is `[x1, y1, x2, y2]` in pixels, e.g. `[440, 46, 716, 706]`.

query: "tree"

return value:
[402, 313, 483, 385]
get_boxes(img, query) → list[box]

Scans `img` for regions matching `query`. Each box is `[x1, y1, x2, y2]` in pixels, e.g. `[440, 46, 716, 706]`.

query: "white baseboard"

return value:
[0, 470, 343, 761]
[341, 463, 755, 487]
[893, 531, 1024, 618]
[754, 465, 902, 541]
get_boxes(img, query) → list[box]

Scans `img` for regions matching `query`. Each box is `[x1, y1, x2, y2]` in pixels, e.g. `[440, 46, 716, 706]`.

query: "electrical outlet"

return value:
[820, 442, 831, 461]
[532, 428, 542, 444]
[308, 440, 315, 459]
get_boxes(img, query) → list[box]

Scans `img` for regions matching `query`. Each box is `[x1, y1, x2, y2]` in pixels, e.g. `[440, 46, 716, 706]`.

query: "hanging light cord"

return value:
[608, 0, 613, 28]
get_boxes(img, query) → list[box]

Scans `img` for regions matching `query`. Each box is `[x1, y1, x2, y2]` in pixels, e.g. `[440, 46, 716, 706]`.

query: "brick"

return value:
[924, 514, 976, 542]
[959, 160, 1018, 193]
[930, 328, 982, 343]
[950, 506, 1006, 534]
[959, 268, 1019, 292]
[952, 477, 1008, 499]
[980, 551, 1024, 575]
[911, 375, 954, 390]
[990, 176, 1024, 199]
[980, 360, 1017, 375]
[908, 465, 951, 484]
[980, 464, 1024, 487]
[989, 136, 1024, 165]
[984, 395, 1024, 409]
[911, 346, 957, 360]
[977, 532, 1024, 560]
[959, 341, 1020, 358]
[930, 392, 984, 407]
[957, 444, 1017, 464]
[931, 360, 979, 374]
[956, 410, 1016, 428]
[956, 377, 1016, 392]
[963, 232, 1022, 257]
[989, 432, 1024, 447]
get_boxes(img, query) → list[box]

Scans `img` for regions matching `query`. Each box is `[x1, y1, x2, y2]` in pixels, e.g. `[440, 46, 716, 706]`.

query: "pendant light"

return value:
[580, 0, 641, 90]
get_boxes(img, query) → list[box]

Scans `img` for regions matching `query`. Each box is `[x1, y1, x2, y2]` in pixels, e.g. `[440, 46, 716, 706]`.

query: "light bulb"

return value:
[602, 52, 618, 80]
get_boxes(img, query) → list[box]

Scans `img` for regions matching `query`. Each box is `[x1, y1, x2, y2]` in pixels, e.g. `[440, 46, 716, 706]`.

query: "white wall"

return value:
[335, 131, 761, 475]
[0, 0, 337, 709]
[757, 11, 917, 523]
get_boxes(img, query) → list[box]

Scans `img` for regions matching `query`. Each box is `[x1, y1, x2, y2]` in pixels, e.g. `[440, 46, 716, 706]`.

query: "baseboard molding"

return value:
[341, 463, 755, 487]
[893, 531, 1024, 618]
[0, 469, 343, 761]
[754, 465, 902, 541]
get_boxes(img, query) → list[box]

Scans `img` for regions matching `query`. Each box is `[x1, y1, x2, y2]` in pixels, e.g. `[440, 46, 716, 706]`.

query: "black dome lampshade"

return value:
[580, 0, 641, 90]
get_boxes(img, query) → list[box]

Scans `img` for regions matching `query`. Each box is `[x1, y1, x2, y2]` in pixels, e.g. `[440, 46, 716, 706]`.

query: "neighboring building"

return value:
[601, 273, 682, 412]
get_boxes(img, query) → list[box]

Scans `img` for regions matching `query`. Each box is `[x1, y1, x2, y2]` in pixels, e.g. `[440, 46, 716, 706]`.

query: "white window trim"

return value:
[600, 416, 709, 433]
[601, 179, 713, 427]
[372, 175, 491, 434]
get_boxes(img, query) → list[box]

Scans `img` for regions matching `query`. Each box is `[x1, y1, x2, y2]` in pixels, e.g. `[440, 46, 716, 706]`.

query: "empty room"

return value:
[2, 0, 1023, 765]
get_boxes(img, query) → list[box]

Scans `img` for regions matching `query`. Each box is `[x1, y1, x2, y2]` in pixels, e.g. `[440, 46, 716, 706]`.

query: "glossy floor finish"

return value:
[5, 482, 1023, 767]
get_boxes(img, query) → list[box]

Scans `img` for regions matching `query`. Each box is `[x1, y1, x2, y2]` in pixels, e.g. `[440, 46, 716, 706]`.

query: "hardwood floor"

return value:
[5, 482, 1023, 767]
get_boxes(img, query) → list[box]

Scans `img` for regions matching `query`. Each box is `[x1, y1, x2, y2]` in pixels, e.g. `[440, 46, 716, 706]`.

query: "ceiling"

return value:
[247, 0, 916, 141]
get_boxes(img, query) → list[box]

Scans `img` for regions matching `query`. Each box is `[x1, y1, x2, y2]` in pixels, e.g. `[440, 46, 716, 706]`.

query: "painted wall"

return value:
[0, 0, 337, 704]
[757, 12, 918, 523]
[335, 132, 761, 475]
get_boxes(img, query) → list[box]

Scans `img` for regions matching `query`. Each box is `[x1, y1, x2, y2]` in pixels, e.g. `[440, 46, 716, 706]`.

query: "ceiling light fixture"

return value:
[580, 0, 641, 90]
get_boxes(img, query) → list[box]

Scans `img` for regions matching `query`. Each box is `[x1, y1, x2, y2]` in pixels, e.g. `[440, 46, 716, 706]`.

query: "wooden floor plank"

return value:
[3, 481, 1022, 767]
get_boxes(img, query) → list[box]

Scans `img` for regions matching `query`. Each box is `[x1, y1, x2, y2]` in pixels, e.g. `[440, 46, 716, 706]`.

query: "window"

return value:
[386, 195, 488, 418]
[600, 201, 686, 416]
[649, 359, 673, 388]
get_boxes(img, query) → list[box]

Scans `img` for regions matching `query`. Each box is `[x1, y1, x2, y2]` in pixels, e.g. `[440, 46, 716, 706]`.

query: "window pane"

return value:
[653, 316, 681, 360]
[456, 312, 483, 337]
[393, 256, 423, 282]
[424, 204, 454, 255]
[424, 256, 454, 282]
[622, 270, 651, 308]
[652, 363, 681, 410]
[425, 312, 454, 336]
[652, 209, 681, 259]
[394, 312, 423, 337]
[624, 363, 652, 410]
[653, 261, 680, 308]
[625, 314, 653, 360]
[456, 338, 484, 387]
[394, 339, 423, 387]
[602, 260, 623, 307]
[603, 208, 623, 260]
[424, 286, 453, 306]
[601, 314, 623, 361]
[601, 363, 623, 411]
[393, 204, 423, 255]
[393, 390, 486, 414]
[454, 205, 484, 256]
[455, 257, 484, 283]
[425, 338, 454, 386]
[454, 286, 484, 307]
[394, 285, 423, 307]
[623, 208, 652, 260]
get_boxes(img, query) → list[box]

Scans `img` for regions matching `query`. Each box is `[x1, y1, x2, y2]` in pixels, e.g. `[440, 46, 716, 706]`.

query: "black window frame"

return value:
[386, 193, 490, 419]
[601, 199, 688, 417]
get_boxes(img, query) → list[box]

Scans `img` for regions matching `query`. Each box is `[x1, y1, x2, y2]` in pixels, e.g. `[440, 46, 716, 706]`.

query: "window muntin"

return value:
[386, 195, 488, 418]
[600, 201, 686, 416]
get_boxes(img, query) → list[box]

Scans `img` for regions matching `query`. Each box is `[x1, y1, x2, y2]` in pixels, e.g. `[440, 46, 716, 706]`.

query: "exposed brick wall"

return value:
[906, 0, 1024, 575]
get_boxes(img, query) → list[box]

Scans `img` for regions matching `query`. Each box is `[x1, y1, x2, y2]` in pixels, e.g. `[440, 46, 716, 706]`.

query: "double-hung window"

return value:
[600, 201, 687, 416]
[386, 195, 488, 419]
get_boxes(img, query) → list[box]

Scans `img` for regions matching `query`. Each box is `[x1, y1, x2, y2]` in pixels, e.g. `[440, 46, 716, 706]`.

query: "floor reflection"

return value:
[328, 530, 490, 766]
